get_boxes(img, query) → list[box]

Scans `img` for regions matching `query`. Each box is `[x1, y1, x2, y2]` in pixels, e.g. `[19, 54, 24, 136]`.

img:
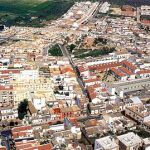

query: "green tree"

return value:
[48, 44, 63, 56]
[18, 99, 28, 120]
[146, 99, 150, 104]
[77, 47, 116, 58]
[9, 121, 15, 126]
[69, 44, 76, 53]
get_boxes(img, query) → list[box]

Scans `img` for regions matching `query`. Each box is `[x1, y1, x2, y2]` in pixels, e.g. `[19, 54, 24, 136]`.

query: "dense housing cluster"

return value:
[0, 1, 150, 150]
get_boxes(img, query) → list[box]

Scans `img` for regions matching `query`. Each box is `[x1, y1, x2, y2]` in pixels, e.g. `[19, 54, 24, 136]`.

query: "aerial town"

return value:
[0, 1, 150, 150]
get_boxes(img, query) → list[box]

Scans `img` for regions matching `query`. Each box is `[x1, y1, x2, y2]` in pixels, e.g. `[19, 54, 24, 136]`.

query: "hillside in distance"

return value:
[0, 0, 74, 27]
[106, 0, 150, 6]
[0, 0, 149, 27]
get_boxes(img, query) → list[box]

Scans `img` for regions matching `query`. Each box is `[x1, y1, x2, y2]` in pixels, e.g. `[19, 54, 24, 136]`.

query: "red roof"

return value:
[137, 69, 150, 74]
[87, 86, 96, 100]
[0, 75, 9, 78]
[15, 143, 52, 150]
[101, 88, 107, 92]
[121, 60, 137, 71]
[0, 147, 6, 150]
[15, 140, 37, 146]
[0, 69, 20, 74]
[88, 62, 121, 72]
[87, 84, 100, 89]
[60, 67, 74, 74]
[88, 92, 97, 100]
[0, 85, 13, 91]
[12, 126, 32, 132]
[13, 131, 32, 139]
[84, 78, 100, 83]
[78, 65, 87, 73]
[141, 19, 150, 25]
[23, 143, 52, 150]
[38, 144, 52, 150]
[16, 143, 34, 150]
[119, 67, 134, 76]
[53, 108, 61, 114]
[111, 68, 126, 77]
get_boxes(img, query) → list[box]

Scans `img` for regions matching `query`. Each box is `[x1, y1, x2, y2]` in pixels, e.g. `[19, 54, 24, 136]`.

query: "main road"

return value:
[58, 44, 85, 94]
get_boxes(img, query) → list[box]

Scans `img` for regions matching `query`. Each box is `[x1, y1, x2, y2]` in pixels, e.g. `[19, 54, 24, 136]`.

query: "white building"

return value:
[94, 136, 119, 150]
[117, 132, 143, 150]
[99, 2, 111, 13]
[19, 70, 39, 80]
[104, 78, 150, 98]
[125, 104, 150, 123]
[33, 98, 46, 111]
[0, 108, 18, 120]
[141, 5, 150, 16]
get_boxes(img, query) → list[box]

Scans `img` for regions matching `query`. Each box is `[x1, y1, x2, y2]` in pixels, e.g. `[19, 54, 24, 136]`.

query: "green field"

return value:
[0, 0, 74, 27]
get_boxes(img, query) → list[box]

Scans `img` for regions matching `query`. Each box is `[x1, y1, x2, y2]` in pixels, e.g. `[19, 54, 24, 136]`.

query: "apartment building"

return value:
[125, 104, 150, 123]
[104, 78, 150, 98]
[0, 108, 18, 121]
[0, 85, 14, 108]
[11, 125, 34, 141]
[117, 132, 143, 150]
[12, 77, 55, 106]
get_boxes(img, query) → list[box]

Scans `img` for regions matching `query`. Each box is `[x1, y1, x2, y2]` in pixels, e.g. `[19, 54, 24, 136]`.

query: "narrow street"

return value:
[59, 44, 85, 93]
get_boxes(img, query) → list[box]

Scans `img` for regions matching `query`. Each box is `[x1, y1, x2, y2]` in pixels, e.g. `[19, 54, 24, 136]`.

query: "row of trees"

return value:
[77, 47, 116, 58]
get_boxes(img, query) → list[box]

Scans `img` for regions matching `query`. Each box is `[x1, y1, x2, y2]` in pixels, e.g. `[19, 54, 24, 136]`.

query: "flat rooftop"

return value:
[95, 136, 118, 149]
[105, 78, 150, 93]
[113, 78, 150, 88]
[117, 132, 142, 147]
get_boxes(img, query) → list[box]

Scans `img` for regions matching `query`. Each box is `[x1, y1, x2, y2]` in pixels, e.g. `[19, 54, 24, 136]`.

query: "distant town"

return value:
[0, 1, 150, 150]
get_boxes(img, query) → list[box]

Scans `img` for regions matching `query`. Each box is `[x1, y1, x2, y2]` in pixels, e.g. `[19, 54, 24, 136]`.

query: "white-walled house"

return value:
[0, 108, 18, 120]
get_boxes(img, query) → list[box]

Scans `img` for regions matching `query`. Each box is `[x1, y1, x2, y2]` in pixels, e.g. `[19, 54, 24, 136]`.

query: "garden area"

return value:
[75, 47, 116, 59]
[48, 44, 63, 56]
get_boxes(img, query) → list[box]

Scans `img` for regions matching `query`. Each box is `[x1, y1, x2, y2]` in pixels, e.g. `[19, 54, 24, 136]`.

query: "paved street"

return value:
[59, 44, 85, 93]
